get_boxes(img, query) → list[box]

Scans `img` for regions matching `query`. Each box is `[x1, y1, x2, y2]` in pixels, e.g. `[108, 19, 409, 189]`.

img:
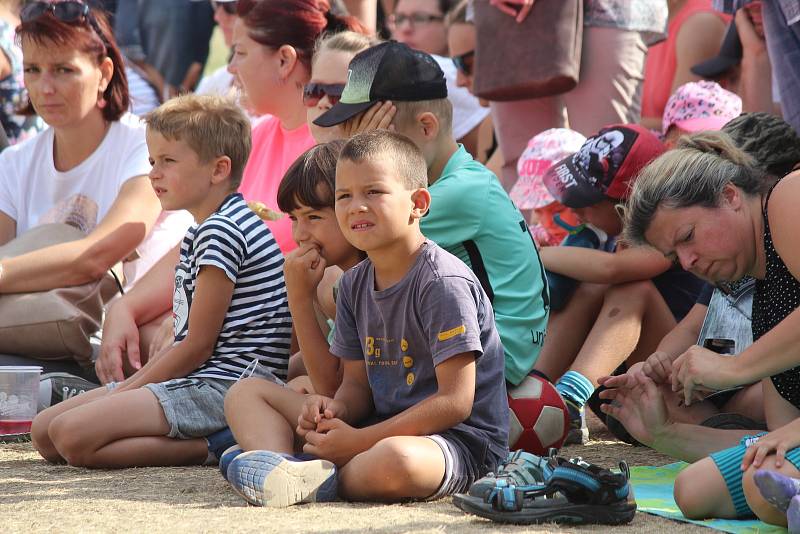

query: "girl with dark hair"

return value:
[0, 1, 191, 378]
[226, 141, 367, 459]
[229, 0, 365, 253]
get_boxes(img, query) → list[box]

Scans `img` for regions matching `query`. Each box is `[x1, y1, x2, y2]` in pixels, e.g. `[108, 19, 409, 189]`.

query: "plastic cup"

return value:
[0, 366, 42, 434]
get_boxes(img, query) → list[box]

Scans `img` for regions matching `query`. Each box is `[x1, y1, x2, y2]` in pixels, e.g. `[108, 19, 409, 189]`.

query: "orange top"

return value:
[641, 0, 730, 120]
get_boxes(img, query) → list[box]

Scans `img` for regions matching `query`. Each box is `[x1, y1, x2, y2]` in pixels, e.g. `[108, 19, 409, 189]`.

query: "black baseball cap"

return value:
[313, 41, 448, 127]
[691, 22, 742, 78]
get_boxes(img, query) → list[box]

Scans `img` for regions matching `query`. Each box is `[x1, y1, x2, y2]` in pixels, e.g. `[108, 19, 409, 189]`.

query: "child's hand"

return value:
[296, 395, 347, 439]
[741, 420, 800, 470]
[340, 101, 396, 138]
[303, 417, 364, 466]
[284, 244, 327, 299]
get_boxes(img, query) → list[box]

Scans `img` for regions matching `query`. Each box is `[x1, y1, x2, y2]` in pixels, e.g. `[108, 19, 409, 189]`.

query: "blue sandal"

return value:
[453, 457, 636, 525]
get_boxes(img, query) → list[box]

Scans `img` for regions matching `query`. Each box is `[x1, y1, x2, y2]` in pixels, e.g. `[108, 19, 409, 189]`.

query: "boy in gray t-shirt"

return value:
[225, 130, 508, 507]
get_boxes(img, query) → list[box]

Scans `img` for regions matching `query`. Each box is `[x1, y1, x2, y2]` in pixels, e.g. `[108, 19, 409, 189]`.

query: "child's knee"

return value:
[47, 413, 92, 466]
[674, 463, 712, 519]
[30, 410, 59, 461]
[340, 438, 418, 496]
[224, 377, 263, 413]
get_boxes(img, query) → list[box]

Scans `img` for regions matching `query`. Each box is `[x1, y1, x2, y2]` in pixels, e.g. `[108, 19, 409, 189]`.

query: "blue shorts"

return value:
[710, 433, 800, 517]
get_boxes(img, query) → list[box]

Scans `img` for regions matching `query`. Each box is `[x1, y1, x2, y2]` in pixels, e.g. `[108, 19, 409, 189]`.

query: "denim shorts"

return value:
[145, 377, 233, 440]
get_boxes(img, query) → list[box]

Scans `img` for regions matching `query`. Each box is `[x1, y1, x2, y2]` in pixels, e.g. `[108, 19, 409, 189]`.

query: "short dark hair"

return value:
[17, 5, 129, 122]
[339, 130, 428, 189]
[278, 140, 346, 213]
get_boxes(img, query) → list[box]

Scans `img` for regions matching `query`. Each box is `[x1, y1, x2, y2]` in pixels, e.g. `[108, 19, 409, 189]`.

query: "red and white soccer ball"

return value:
[507, 374, 569, 455]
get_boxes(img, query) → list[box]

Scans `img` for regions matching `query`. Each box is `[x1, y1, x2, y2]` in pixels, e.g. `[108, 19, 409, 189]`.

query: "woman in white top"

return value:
[0, 2, 190, 377]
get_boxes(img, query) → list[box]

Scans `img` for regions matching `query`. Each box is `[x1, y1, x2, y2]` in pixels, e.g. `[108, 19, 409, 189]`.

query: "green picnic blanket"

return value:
[630, 462, 785, 533]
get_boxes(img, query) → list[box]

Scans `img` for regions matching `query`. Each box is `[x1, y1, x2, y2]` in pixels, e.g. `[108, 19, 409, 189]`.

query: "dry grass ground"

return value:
[0, 414, 714, 534]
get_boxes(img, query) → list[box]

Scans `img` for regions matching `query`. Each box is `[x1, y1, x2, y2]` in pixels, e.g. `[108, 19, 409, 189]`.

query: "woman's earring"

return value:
[98, 88, 107, 109]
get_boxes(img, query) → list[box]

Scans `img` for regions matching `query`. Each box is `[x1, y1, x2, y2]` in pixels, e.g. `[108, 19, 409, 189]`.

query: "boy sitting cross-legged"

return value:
[30, 95, 291, 468]
[225, 130, 509, 506]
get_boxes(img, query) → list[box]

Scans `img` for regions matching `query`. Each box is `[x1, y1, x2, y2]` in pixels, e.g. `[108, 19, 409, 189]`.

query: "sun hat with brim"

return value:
[662, 80, 742, 135]
[509, 128, 586, 210]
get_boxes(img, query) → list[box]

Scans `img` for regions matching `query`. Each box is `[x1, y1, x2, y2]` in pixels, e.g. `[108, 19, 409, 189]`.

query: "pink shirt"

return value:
[240, 116, 316, 253]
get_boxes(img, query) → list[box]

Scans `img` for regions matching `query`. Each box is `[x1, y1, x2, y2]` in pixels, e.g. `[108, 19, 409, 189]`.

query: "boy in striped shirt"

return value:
[30, 95, 291, 468]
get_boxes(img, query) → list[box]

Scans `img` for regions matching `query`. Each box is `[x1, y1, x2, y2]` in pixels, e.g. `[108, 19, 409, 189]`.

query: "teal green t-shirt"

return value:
[420, 146, 549, 385]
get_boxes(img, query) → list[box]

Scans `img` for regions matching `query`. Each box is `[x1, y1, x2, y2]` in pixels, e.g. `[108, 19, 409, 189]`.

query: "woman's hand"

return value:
[147, 314, 174, 364]
[340, 101, 396, 138]
[599, 374, 670, 447]
[741, 419, 800, 470]
[490, 0, 535, 23]
[96, 302, 141, 384]
[671, 345, 739, 406]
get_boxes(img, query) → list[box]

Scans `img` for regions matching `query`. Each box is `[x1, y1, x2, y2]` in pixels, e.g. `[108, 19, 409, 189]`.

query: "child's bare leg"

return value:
[743, 455, 800, 527]
[572, 280, 675, 385]
[674, 457, 739, 519]
[47, 388, 207, 468]
[224, 377, 305, 453]
[338, 436, 446, 502]
[31, 386, 111, 462]
[533, 282, 607, 382]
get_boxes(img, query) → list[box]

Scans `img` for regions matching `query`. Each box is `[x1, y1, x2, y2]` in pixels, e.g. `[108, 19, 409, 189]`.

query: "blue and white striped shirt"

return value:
[174, 193, 292, 380]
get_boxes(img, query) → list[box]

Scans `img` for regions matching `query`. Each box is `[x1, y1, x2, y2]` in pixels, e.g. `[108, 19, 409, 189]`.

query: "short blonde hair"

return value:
[339, 130, 428, 190]
[314, 30, 378, 59]
[144, 95, 252, 187]
[393, 98, 453, 139]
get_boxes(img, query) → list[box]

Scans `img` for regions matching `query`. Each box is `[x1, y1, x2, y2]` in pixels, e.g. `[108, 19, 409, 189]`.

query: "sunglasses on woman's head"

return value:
[211, 1, 238, 15]
[452, 50, 475, 76]
[303, 83, 345, 107]
[21, 1, 110, 49]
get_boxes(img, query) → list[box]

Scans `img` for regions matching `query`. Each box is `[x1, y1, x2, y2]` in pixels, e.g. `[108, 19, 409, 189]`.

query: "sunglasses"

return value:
[303, 83, 345, 107]
[211, 1, 238, 15]
[21, 1, 109, 49]
[452, 50, 475, 76]
[389, 12, 444, 27]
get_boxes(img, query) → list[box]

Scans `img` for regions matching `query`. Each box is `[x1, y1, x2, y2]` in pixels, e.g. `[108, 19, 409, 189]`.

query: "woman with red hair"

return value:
[229, 0, 364, 253]
[0, 2, 191, 381]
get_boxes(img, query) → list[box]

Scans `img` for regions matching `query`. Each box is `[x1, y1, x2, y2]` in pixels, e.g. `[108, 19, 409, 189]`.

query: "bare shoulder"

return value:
[767, 173, 800, 273]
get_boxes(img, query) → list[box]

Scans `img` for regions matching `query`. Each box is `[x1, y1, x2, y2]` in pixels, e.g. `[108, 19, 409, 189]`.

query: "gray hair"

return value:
[623, 131, 768, 246]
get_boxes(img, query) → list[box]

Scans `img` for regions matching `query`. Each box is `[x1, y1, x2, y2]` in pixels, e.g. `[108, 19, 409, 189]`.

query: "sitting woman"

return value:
[603, 131, 800, 527]
[0, 2, 189, 381]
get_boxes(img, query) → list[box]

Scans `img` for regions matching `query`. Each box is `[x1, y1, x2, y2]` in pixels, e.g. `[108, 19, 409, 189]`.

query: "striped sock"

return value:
[555, 370, 595, 408]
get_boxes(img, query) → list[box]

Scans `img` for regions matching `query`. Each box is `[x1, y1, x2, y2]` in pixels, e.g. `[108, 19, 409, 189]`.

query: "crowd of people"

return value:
[1, 0, 800, 529]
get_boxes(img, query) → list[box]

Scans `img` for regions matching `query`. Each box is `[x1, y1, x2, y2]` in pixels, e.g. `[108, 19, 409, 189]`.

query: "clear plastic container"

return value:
[0, 366, 42, 434]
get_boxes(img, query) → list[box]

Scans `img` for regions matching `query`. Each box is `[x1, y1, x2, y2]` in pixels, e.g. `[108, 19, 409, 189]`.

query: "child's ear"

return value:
[210, 156, 232, 185]
[410, 187, 431, 220]
[418, 112, 440, 141]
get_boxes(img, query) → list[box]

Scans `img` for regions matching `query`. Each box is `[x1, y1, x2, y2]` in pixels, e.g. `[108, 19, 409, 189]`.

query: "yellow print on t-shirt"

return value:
[438, 324, 466, 341]
[365, 336, 400, 367]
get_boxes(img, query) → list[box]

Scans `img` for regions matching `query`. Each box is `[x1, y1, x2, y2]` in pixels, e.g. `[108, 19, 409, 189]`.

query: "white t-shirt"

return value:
[433, 54, 491, 140]
[196, 66, 236, 98]
[0, 113, 192, 288]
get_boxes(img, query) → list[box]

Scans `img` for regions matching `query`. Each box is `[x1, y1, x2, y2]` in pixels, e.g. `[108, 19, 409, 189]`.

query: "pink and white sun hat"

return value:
[510, 128, 586, 210]
[662, 80, 742, 135]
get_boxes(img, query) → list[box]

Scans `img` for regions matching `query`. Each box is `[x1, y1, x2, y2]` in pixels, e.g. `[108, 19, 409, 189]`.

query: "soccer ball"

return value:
[507, 374, 569, 455]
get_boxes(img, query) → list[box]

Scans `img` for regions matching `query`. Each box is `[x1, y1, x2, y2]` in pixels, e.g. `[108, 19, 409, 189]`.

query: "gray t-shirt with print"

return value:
[330, 241, 509, 465]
